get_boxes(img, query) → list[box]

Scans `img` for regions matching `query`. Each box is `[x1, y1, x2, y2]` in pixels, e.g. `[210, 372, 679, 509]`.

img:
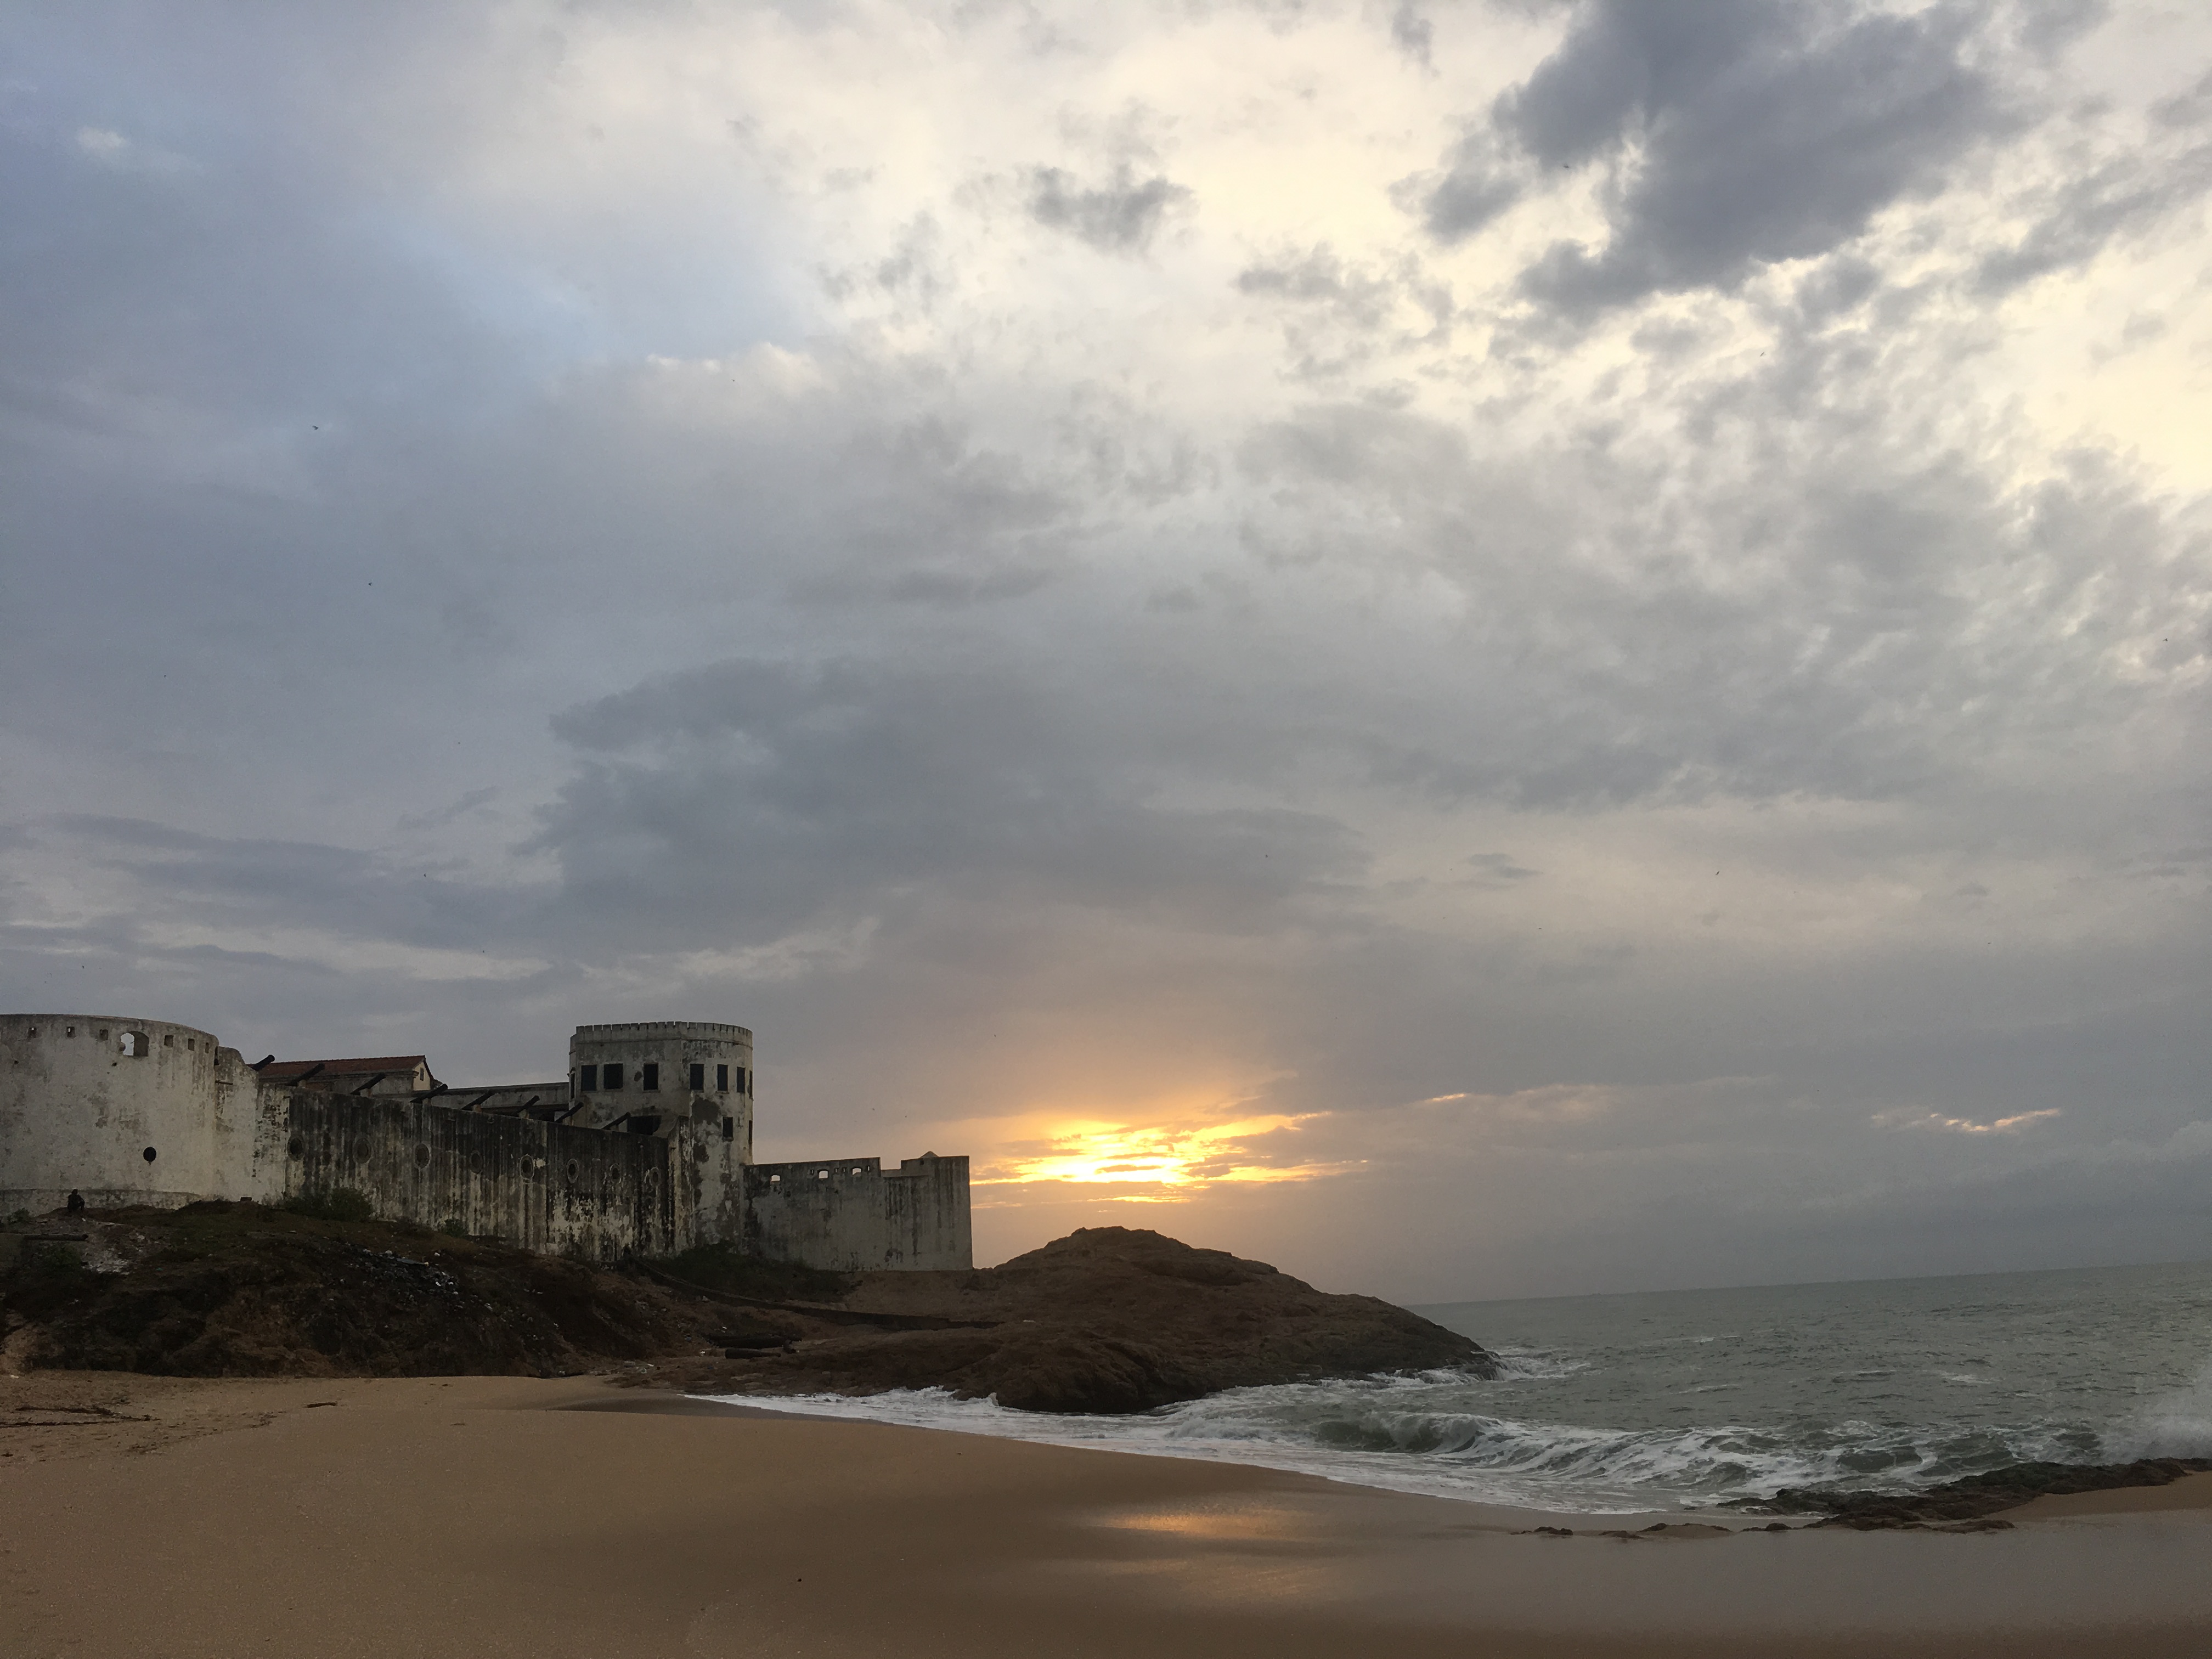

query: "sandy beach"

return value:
[3, 1373, 2208, 1658]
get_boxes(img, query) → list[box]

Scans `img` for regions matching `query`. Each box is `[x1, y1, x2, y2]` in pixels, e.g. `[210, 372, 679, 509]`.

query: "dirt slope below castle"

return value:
[642, 1226, 1497, 1412]
[2, 1203, 735, 1378]
[5, 1212, 1489, 1413]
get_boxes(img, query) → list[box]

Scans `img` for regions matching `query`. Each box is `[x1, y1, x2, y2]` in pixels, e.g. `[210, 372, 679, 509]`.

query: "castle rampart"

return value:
[744, 1153, 970, 1273]
[0, 1015, 266, 1214]
[2, 1012, 966, 1271]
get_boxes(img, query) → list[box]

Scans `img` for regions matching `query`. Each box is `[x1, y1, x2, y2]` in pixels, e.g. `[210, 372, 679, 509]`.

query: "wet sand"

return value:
[3, 1372, 2209, 1658]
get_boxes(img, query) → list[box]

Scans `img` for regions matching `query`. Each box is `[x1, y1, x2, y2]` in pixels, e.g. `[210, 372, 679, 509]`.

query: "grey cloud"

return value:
[2154, 67, 2212, 131]
[1419, 1, 2001, 312]
[1233, 392, 2209, 812]
[36, 816, 541, 952]
[1411, 131, 1525, 241]
[535, 656, 1367, 947]
[1026, 164, 1192, 252]
[1390, 2, 1434, 68]
[1461, 853, 1538, 887]
[1521, 1, 1995, 311]
[1974, 140, 2212, 295]
[1234, 245, 1452, 377]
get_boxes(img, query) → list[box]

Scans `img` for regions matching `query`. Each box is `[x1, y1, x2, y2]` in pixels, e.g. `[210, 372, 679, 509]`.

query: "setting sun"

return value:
[981, 1114, 1359, 1194]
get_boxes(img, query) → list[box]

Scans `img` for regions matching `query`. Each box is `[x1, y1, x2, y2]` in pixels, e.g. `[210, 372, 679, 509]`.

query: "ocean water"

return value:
[710, 1259, 2212, 1515]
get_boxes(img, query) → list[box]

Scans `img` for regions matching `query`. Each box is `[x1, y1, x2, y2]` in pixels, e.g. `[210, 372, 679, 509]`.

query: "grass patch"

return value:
[4, 1240, 99, 1319]
[652, 1241, 852, 1303]
[277, 1188, 375, 1223]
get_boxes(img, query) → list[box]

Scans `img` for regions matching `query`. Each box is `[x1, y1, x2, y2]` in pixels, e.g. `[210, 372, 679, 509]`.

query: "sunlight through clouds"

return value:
[981, 1113, 1362, 1197]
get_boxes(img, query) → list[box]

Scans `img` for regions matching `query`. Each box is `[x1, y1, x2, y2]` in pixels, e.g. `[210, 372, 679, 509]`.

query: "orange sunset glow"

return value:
[979, 1113, 1362, 1198]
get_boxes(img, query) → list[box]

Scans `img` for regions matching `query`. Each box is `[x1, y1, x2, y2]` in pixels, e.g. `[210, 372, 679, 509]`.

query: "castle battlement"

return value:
[0, 1013, 969, 1271]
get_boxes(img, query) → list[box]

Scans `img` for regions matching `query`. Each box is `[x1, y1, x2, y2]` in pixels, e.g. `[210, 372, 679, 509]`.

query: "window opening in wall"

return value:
[721, 1116, 734, 1142]
[143, 1147, 157, 1162]
[603, 1063, 624, 1090]
[120, 1031, 148, 1057]
[65, 1026, 75, 1037]
[25, 1028, 34, 1038]
[816, 1169, 829, 1180]
[163, 1034, 174, 1047]
[768, 1173, 781, 1184]
[689, 1062, 706, 1092]
[98, 1028, 109, 1041]
[186, 1039, 195, 1051]
[716, 1064, 729, 1092]
[641, 1063, 659, 1092]
[578, 1064, 597, 1091]
[851, 1167, 864, 1176]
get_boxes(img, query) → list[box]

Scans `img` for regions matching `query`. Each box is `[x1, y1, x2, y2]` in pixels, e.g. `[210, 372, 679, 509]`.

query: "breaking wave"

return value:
[710, 1374, 2109, 1514]
[712, 1260, 2212, 1514]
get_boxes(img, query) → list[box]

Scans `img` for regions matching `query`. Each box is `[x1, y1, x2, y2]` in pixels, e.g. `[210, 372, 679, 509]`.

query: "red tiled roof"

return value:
[260, 1055, 428, 1081]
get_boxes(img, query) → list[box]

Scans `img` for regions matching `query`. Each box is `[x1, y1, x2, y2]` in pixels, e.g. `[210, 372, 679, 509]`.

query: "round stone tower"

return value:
[1, 1014, 261, 1214]
[566, 1020, 752, 1153]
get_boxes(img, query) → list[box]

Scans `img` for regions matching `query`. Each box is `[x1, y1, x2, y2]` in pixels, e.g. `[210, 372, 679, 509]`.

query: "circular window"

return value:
[414, 1143, 431, 1167]
[696, 1145, 711, 1164]
[286, 1136, 305, 1158]
[142, 1146, 157, 1163]
[351, 1138, 371, 1161]
[565, 1160, 580, 1182]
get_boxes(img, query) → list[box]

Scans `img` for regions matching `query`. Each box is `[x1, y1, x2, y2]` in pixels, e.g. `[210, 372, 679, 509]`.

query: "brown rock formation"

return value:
[4, 1210, 1491, 1416]
[647, 1226, 1497, 1413]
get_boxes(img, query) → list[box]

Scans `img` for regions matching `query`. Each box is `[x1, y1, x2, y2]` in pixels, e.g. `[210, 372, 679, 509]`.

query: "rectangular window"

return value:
[641, 1063, 659, 1092]
[716, 1063, 729, 1093]
[579, 1064, 597, 1092]
[738, 1068, 750, 1094]
[721, 1116, 734, 1141]
[603, 1063, 624, 1091]
[689, 1062, 706, 1092]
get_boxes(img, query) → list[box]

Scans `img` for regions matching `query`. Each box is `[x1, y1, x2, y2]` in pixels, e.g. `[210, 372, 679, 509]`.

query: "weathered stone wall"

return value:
[277, 1092, 689, 1261]
[441, 1082, 572, 1114]
[744, 1153, 970, 1271]
[7, 1010, 961, 1271]
[0, 1015, 267, 1214]
[567, 1020, 752, 1154]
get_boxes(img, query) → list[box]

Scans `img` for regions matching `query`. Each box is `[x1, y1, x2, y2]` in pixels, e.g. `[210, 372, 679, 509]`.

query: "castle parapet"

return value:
[744, 1152, 971, 1272]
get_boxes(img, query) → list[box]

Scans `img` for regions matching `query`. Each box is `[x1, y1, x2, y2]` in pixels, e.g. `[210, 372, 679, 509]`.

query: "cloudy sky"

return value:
[3, 0, 2209, 1301]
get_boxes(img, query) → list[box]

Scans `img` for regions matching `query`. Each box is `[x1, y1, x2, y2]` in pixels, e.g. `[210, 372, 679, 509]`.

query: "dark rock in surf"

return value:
[644, 1226, 1498, 1413]
[1745, 1457, 2212, 1530]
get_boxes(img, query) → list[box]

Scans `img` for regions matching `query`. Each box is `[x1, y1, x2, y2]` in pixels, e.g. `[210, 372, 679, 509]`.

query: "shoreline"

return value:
[5, 1372, 2211, 1657]
[660, 1380, 2212, 1526]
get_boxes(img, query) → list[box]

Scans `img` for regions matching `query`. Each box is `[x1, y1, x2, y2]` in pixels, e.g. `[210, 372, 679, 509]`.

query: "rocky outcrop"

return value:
[1743, 1457, 2212, 1530]
[641, 1226, 1496, 1412]
[4, 1210, 1491, 1415]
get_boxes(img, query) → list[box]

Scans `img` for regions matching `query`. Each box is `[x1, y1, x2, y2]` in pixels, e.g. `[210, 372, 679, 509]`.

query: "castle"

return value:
[0, 1013, 970, 1271]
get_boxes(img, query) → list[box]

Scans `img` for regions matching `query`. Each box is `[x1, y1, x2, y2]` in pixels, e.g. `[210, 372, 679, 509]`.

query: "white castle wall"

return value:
[3, 1011, 966, 1271]
[566, 1020, 750, 1249]
[0, 1015, 276, 1214]
[744, 1154, 972, 1272]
